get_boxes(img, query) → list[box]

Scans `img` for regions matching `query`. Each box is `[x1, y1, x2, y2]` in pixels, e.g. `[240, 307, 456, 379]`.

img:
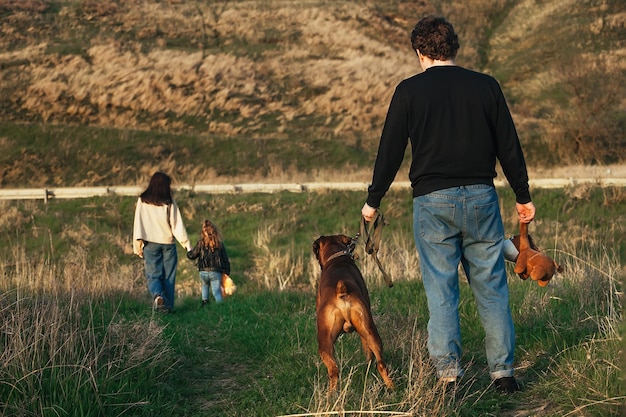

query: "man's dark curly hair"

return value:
[411, 16, 459, 61]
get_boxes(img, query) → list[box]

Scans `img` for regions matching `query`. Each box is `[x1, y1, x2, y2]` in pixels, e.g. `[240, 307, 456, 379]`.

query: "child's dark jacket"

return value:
[187, 241, 231, 274]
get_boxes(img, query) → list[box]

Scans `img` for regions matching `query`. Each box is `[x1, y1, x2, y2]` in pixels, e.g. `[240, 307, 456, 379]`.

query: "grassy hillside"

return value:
[0, 0, 624, 187]
[0, 3, 623, 415]
[0, 188, 623, 416]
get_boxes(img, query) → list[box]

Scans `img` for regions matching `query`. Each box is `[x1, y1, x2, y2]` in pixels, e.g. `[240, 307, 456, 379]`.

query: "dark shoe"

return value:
[494, 377, 519, 393]
[201, 300, 209, 307]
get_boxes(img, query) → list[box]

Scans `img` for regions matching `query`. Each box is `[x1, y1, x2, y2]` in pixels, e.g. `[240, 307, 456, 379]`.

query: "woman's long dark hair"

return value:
[140, 172, 173, 205]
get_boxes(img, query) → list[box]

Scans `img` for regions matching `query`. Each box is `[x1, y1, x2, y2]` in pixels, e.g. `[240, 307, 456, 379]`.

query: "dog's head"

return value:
[313, 235, 353, 268]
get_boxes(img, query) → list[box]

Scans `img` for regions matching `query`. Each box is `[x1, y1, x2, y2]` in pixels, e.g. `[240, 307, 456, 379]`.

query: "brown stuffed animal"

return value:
[512, 222, 562, 287]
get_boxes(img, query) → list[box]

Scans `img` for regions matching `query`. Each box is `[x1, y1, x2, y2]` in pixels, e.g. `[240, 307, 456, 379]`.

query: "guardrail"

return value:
[0, 178, 625, 202]
[0, 183, 375, 202]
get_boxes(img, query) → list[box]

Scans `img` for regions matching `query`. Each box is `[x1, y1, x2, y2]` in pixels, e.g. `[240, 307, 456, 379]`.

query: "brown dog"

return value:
[512, 223, 563, 286]
[313, 234, 394, 392]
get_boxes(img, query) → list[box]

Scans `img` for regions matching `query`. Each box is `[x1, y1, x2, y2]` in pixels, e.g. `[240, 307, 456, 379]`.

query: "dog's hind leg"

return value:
[317, 308, 345, 392]
[368, 334, 394, 390]
[359, 334, 375, 362]
[353, 315, 394, 390]
[319, 348, 339, 392]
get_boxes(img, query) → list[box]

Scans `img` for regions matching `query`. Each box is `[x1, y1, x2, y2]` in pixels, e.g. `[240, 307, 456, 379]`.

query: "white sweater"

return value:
[133, 198, 192, 255]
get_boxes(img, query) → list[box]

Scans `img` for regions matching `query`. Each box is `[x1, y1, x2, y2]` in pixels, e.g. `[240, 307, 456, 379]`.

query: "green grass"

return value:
[4, 185, 624, 271]
[0, 291, 174, 417]
[19, 275, 613, 417]
[0, 121, 375, 187]
[0, 187, 623, 416]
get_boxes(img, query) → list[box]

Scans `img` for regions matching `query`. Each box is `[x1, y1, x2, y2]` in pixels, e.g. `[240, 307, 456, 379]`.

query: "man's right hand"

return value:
[361, 203, 378, 222]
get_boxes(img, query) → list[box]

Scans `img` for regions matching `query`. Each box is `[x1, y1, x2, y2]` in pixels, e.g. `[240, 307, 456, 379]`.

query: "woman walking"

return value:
[133, 172, 192, 313]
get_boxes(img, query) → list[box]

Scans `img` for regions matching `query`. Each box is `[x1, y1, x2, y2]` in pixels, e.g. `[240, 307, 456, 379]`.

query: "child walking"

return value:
[187, 220, 231, 306]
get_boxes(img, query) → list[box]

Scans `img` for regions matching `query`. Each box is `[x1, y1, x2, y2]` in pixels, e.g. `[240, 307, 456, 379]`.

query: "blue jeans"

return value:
[143, 242, 178, 310]
[413, 185, 515, 380]
[199, 271, 223, 303]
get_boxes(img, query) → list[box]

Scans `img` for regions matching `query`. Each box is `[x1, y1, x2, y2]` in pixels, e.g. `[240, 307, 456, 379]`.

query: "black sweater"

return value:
[366, 65, 531, 209]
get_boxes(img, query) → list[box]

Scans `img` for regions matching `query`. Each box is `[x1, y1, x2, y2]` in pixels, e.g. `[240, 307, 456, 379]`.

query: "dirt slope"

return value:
[0, 0, 624, 187]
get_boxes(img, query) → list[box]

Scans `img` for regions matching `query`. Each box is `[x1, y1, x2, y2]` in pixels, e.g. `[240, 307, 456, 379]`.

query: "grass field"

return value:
[0, 0, 624, 415]
[0, 187, 623, 416]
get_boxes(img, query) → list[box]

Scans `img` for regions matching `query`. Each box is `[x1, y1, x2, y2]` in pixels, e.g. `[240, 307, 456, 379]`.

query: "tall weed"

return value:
[0, 245, 173, 416]
[0, 189, 623, 415]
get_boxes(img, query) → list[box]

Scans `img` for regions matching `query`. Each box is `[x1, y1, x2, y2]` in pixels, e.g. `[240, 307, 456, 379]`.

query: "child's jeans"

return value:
[199, 271, 223, 303]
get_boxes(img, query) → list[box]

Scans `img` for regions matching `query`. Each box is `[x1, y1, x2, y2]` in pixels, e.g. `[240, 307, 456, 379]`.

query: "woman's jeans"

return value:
[200, 271, 223, 303]
[143, 242, 178, 310]
[413, 185, 515, 380]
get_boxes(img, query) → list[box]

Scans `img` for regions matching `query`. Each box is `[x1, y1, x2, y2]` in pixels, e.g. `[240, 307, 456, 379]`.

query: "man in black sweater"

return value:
[361, 16, 536, 393]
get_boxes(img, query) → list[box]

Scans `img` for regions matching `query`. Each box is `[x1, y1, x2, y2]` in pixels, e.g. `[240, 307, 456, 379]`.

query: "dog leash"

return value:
[354, 211, 393, 288]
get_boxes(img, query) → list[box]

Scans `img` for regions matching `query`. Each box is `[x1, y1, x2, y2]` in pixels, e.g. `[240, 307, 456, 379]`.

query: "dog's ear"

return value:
[527, 234, 540, 251]
[313, 236, 323, 261]
[313, 236, 327, 268]
[513, 233, 542, 252]
[511, 235, 520, 250]
[340, 235, 352, 246]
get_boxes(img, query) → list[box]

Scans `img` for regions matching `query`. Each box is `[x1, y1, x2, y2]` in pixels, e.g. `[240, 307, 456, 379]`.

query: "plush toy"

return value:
[510, 222, 562, 287]
[221, 273, 237, 297]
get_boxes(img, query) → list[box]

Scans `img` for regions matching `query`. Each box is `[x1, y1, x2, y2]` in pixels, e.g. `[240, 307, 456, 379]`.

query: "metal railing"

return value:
[0, 178, 625, 202]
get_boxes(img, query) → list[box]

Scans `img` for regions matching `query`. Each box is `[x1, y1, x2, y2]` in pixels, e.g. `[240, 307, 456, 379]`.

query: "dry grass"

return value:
[1, 240, 145, 297]
[0, 1, 623, 188]
[0, 243, 173, 415]
[489, 0, 626, 164]
[8, 2, 415, 138]
[0, 0, 48, 13]
[3, 0, 619, 143]
[252, 222, 306, 291]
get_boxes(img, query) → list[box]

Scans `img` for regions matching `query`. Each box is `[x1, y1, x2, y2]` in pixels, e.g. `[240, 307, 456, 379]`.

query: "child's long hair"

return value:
[201, 220, 222, 250]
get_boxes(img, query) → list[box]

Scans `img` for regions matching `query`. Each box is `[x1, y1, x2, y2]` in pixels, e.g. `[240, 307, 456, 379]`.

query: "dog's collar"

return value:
[325, 250, 352, 263]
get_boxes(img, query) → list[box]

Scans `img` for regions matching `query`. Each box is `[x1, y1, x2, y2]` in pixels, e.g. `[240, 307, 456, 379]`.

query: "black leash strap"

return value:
[359, 211, 393, 288]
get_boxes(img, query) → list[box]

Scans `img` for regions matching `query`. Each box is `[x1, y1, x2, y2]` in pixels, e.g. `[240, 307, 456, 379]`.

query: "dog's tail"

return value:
[336, 280, 348, 299]
[336, 280, 355, 333]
